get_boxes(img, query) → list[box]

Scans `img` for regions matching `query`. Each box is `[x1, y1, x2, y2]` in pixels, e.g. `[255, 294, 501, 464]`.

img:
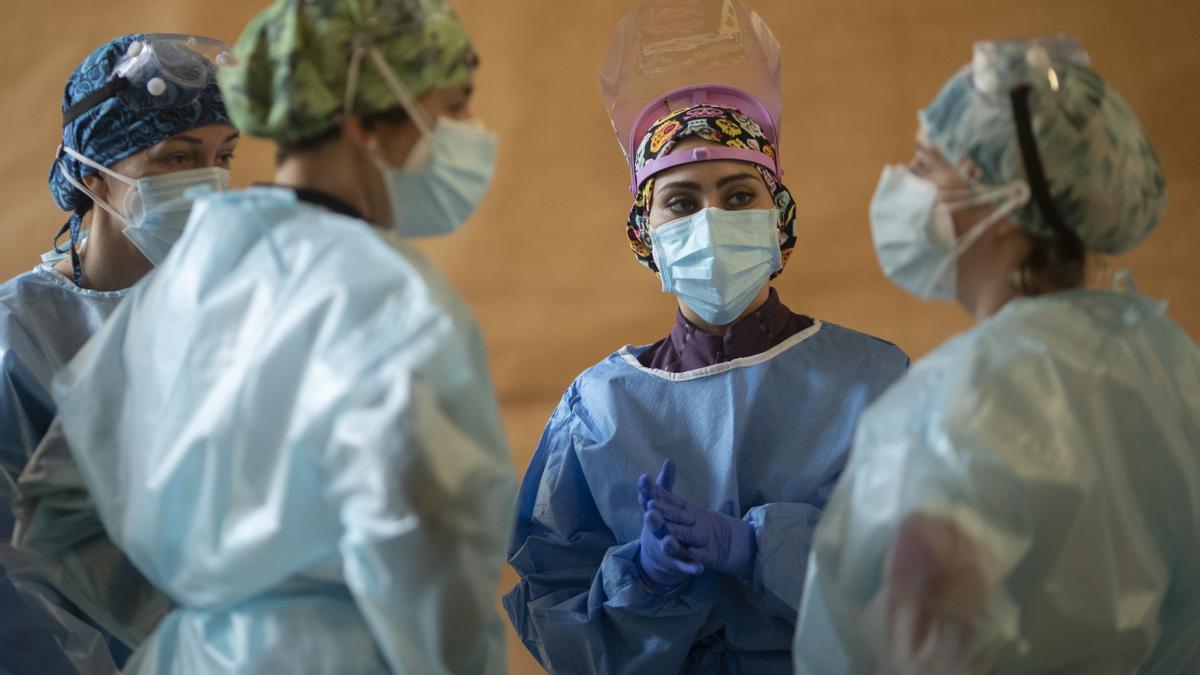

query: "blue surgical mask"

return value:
[869, 165, 1028, 301]
[59, 146, 230, 265]
[651, 207, 782, 326]
[370, 117, 497, 237]
[346, 44, 497, 238]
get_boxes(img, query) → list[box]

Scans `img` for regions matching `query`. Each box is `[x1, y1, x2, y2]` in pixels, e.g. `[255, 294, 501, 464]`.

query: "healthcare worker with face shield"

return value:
[0, 34, 235, 674]
[17, 1, 516, 672]
[503, 2, 908, 673]
[794, 37, 1200, 674]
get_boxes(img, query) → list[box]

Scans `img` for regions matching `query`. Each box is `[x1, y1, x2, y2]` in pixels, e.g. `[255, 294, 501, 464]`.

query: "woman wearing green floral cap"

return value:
[794, 36, 1200, 674]
[29, 1, 516, 673]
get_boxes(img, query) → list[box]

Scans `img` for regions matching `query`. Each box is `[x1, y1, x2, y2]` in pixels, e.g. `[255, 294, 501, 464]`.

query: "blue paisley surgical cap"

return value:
[48, 34, 231, 240]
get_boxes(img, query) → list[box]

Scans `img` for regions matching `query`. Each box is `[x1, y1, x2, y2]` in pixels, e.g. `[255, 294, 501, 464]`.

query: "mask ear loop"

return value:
[57, 164, 134, 227]
[343, 32, 434, 136]
[52, 146, 138, 285]
[343, 37, 367, 121]
[343, 39, 435, 182]
[364, 47, 433, 136]
[918, 182, 1031, 298]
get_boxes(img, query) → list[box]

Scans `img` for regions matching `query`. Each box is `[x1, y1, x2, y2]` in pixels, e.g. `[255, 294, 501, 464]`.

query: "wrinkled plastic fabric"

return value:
[599, 0, 783, 167]
[504, 321, 908, 674]
[49, 187, 517, 674]
[14, 417, 175, 648]
[0, 503, 121, 675]
[0, 264, 130, 674]
[794, 287, 1200, 674]
[0, 266, 127, 473]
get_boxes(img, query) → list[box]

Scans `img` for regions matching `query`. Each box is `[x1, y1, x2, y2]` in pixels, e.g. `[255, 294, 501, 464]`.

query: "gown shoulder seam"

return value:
[615, 319, 825, 381]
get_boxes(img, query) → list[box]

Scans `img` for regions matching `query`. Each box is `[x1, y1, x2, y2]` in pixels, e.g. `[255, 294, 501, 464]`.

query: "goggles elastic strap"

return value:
[62, 78, 131, 127]
[1009, 84, 1082, 252]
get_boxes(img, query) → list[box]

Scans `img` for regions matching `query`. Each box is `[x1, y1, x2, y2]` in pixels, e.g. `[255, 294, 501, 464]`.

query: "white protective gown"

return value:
[47, 187, 517, 674]
[794, 284, 1200, 674]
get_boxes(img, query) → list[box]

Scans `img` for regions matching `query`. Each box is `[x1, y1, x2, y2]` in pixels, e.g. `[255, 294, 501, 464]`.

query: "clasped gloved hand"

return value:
[636, 460, 703, 590]
[636, 459, 757, 586]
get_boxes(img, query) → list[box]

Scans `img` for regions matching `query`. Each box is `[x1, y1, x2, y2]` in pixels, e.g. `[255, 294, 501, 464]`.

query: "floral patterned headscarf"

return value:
[626, 103, 797, 274]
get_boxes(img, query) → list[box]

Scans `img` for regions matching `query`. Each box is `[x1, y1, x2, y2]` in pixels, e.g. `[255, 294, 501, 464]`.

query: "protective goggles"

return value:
[969, 35, 1090, 102]
[62, 33, 235, 127]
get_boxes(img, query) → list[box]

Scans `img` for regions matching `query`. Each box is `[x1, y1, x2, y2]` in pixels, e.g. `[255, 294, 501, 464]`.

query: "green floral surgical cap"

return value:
[921, 37, 1166, 255]
[219, 0, 475, 143]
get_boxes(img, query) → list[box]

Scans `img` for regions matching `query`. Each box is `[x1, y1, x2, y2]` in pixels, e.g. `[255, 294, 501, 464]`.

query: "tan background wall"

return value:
[2, 1, 1197, 672]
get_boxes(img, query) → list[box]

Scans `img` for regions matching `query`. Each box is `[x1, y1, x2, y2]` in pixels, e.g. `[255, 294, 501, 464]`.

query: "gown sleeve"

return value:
[13, 417, 174, 649]
[743, 336, 908, 622]
[324, 326, 516, 675]
[0, 318, 54, 476]
[741, 467, 840, 620]
[792, 345, 1067, 675]
[503, 386, 719, 675]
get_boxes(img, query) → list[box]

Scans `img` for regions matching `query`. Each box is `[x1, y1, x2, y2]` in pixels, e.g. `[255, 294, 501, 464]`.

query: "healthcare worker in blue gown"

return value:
[503, 2, 909, 672]
[0, 33, 236, 674]
[18, 1, 517, 672]
[793, 36, 1200, 674]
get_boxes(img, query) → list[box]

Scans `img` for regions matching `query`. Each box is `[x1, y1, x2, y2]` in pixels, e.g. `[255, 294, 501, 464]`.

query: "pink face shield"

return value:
[599, 0, 784, 192]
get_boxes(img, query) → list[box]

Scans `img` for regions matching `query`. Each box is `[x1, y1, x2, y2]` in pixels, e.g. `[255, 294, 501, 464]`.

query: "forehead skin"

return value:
[104, 124, 238, 179]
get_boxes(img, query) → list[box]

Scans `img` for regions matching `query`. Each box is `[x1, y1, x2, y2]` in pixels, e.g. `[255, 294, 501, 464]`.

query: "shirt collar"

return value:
[669, 287, 795, 364]
[257, 184, 366, 221]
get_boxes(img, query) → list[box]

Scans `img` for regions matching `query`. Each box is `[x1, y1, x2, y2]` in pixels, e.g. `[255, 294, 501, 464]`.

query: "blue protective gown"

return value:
[794, 287, 1200, 674]
[47, 187, 517, 674]
[0, 264, 129, 674]
[504, 321, 909, 673]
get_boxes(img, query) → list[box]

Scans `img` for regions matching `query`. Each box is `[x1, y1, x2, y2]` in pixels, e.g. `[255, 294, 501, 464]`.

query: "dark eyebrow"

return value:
[656, 180, 702, 191]
[163, 132, 241, 146]
[716, 172, 760, 188]
[163, 135, 202, 146]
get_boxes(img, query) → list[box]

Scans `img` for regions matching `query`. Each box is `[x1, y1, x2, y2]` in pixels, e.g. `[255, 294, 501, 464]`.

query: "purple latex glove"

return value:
[643, 460, 757, 580]
[635, 460, 703, 590]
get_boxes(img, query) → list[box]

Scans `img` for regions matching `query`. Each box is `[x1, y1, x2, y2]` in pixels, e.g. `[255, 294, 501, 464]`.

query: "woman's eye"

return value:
[911, 151, 938, 175]
[727, 191, 756, 208]
[218, 152, 236, 167]
[167, 153, 193, 167]
[664, 197, 697, 214]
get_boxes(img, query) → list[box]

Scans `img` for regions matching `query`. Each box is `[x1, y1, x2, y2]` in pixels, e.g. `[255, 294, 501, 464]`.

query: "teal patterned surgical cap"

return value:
[921, 36, 1166, 255]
